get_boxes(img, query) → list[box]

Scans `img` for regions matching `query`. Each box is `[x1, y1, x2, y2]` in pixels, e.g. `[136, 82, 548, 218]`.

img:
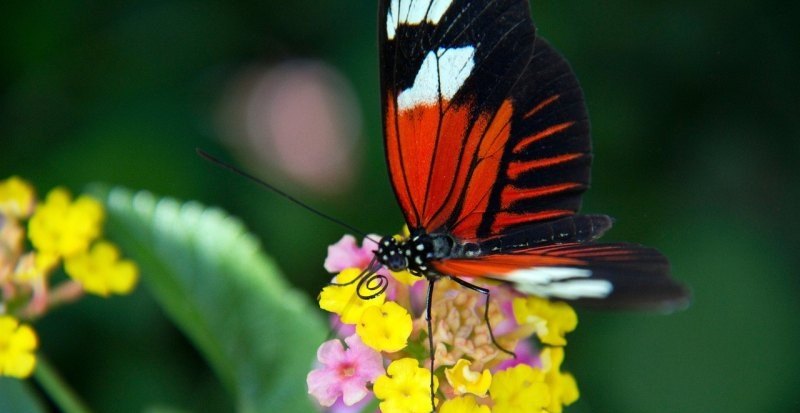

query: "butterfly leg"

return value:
[423, 277, 438, 412]
[448, 276, 516, 358]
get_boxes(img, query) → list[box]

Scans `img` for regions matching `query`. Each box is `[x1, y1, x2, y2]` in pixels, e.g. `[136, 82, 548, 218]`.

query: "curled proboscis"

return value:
[357, 271, 388, 300]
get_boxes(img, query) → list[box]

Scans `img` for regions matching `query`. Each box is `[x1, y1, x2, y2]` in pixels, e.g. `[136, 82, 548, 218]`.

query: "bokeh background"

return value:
[1, 0, 798, 412]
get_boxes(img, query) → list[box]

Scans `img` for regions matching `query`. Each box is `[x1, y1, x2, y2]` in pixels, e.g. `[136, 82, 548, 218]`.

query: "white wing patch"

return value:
[504, 267, 613, 300]
[397, 46, 475, 111]
[387, 0, 453, 40]
[504, 267, 592, 284]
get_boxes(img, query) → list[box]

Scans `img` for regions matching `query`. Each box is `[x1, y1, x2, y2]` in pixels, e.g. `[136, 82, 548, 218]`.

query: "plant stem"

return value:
[33, 356, 93, 413]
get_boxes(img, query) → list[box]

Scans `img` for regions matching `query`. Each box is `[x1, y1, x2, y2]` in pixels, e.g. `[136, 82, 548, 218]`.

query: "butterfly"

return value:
[201, 1, 688, 410]
[367, 0, 689, 311]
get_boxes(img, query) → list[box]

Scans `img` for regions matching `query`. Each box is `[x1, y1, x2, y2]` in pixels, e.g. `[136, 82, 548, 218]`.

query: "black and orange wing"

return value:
[379, 0, 688, 308]
[475, 36, 593, 238]
[380, 0, 536, 239]
[379, 0, 594, 241]
[432, 243, 690, 311]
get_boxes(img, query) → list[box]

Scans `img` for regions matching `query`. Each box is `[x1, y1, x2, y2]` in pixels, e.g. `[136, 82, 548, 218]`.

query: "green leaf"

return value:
[94, 186, 326, 413]
[0, 379, 48, 413]
[143, 406, 193, 413]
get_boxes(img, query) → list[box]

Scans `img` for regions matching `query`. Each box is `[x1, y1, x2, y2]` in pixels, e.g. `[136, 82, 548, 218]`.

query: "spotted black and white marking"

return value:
[375, 232, 455, 277]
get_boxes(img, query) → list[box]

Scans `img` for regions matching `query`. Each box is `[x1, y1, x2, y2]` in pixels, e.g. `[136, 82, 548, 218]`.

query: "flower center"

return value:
[339, 362, 355, 378]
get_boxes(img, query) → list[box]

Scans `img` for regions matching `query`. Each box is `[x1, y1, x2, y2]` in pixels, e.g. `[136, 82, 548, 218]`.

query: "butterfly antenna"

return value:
[197, 148, 371, 238]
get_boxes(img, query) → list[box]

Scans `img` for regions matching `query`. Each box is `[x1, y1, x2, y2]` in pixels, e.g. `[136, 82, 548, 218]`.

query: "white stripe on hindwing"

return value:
[387, 0, 454, 40]
[503, 267, 613, 299]
[397, 46, 475, 111]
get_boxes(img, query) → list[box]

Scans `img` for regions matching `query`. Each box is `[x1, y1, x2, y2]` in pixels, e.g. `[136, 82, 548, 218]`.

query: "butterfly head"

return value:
[375, 234, 433, 275]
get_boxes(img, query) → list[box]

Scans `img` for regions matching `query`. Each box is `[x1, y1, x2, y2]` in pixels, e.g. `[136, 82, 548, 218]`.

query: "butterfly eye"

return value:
[386, 253, 407, 272]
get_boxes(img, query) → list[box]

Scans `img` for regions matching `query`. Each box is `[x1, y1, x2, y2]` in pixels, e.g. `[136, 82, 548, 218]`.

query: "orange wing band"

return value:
[385, 95, 514, 238]
[506, 153, 584, 180]
[490, 210, 573, 234]
[512, 121, 574, 154]
[432, 253, 583, 278]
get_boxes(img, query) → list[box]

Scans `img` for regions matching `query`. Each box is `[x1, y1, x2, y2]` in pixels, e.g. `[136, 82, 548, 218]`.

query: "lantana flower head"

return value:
[415, 278, 525, 374]
[309, 233, 581, 412]
[0, 176, 140, 381]
[0, 315, 38, 378]
[28, 187, 104, 258]
[64, 241, 139, 297]
[0, 176, 35, 219]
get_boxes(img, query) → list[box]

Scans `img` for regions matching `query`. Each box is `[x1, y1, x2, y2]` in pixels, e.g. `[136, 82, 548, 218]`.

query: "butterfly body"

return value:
[376, 232, 451, 275]
[377, 212, 612, 276]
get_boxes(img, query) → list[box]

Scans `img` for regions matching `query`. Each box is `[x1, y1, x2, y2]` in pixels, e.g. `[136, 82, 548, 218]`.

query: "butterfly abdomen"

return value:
[475, 214, 614, 253]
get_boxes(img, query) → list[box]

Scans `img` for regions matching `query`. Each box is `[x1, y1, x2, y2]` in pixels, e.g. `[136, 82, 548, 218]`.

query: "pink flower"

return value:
[324, 235, 378, 273]
[307, 334, 385, 407]
[329, 395, 374, 413]
[330, 314, 356, 338]
[493, 339, 541, 372]
[492, 288, 524, 336]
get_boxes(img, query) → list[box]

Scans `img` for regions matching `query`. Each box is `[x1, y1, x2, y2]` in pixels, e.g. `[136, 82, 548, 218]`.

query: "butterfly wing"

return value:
[432, 243, 690, 311]
[477, 36, 593, 238]
[379, 0, 688, 308]
[380, 0, 594, 240]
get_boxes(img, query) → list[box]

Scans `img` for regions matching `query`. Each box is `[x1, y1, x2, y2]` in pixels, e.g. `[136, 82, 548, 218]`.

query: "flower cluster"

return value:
[0, 176, 139, 378]
[307, 234, 580, 413]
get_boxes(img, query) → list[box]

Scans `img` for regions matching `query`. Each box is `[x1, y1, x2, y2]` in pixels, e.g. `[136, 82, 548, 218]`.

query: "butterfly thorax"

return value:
[376, 232, 454, 277]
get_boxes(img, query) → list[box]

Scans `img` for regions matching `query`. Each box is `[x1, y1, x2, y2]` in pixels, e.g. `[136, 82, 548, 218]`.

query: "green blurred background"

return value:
[1, 0, 798, 412]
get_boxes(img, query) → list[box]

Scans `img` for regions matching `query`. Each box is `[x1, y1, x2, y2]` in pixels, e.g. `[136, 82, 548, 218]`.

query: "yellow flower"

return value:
[439, 395, 489, 413]
[64, 241, 138, 297]
[374, 358, 438, 413]
[540, 347, 579, 412]
[389, 269, 421, 286]
[490, 364, 550, 413]
[0, 316, 38, 378]
[444, 359, 491, 397]
[0, 176, 35, 218]
[28, 188, 104, 258]
[512, 296, 577, 346]
[318, 268, 385, 324]
[356, 301, 412, 352]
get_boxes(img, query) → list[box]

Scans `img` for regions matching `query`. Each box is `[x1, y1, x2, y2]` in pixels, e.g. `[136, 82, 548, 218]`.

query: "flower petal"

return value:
[325, 235, 373, 273]
[316, 338, 346, 365]
[307, 368, 342, 406]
